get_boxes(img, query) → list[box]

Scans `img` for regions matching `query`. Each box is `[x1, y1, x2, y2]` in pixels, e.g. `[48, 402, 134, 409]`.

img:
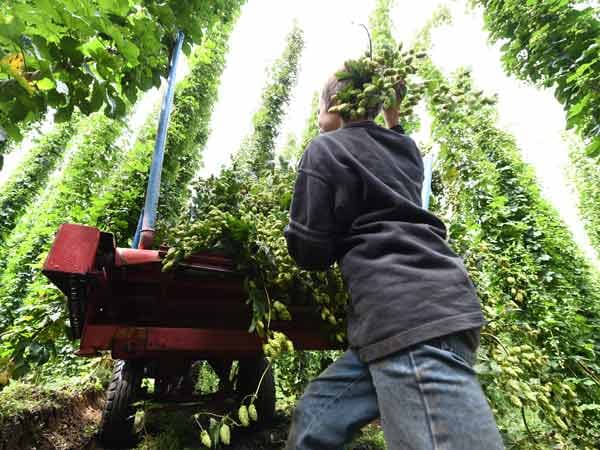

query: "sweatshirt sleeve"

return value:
[284, 141, 340, 270]
[284, 169, 337, 270]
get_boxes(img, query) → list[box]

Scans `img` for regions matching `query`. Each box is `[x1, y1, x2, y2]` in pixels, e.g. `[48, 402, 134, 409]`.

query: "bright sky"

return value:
[0, 0, 596, 265]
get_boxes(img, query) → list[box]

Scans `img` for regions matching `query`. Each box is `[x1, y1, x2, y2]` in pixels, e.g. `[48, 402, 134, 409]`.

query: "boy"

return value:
[283, 72, 504, 449]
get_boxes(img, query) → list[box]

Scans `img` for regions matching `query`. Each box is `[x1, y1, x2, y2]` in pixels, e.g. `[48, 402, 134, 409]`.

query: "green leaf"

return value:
[335, 70, 352, 81]
[89, 81, 105, 112]
[97, 0, 131, 16]
[585, 138, 600, 158]
[35, 77, 55, 91]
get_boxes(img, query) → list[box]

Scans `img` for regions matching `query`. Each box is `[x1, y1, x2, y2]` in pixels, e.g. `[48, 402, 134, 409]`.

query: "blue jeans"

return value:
[286, 333, 504, 450]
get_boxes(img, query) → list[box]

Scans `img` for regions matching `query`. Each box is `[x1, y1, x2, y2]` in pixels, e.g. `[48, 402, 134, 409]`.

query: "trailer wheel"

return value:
[237, 356, 275, 427]
[98, 360, 143, 448]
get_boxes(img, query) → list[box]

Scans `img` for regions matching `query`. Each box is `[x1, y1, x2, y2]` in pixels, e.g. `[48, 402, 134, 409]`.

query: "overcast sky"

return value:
[0, 0, 596, 264]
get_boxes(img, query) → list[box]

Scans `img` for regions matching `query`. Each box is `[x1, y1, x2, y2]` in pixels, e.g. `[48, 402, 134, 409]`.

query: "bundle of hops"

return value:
[163, 166, 348, 358]
[327, 43, 426, 120]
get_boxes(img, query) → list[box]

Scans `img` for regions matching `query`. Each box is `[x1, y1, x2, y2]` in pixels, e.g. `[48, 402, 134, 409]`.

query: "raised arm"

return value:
[284, 148, 338, 270]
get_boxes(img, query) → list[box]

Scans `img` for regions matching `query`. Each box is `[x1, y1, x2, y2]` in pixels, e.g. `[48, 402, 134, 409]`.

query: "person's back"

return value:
[283, 65, 504, 450]
[287, 121, 485, 363]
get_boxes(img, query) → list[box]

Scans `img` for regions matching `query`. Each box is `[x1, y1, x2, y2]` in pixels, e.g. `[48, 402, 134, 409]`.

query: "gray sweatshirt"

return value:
[284, 120, 485, 363]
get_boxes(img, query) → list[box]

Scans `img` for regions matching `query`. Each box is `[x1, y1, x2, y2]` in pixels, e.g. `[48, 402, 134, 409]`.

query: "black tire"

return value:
[153, 376, 171, 399]
[237, 356, 275, 427]
[98, 360, 143, 449]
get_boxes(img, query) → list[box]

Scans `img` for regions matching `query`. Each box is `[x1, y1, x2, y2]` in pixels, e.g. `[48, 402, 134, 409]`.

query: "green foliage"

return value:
[0, 117, 78, 242]
[0, 112, 124, 376]
[569, 136, 600, 256]
[423, 60, 600, 448]
[369, 0, 396, 54]
[88, 113, 157, 246]
[366, 0, 428, 133]
[274, 350, 339, 404]
[0, 0, 243, 142]
[328, 45, 425, 121]
[235, 24, 304, 176]
[411, 5, 452, 53]
[167, 167, 348, 353]
[347, 423, 386, 450]
[157, 17, 239, 234]
[279, 92, 319, 166]
[476, 0, 600, 158]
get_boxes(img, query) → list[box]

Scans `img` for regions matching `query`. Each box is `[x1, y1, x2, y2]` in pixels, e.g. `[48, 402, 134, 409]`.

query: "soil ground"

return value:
[2, 391, 385, 450]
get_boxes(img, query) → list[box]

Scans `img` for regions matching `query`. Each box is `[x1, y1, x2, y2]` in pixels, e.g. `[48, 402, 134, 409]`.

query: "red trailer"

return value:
[42, 223, 335, 447]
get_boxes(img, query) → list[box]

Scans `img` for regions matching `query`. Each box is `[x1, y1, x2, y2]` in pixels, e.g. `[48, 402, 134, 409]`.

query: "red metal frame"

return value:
[43, 224, 339, 361]
[44, 224, 101, 274]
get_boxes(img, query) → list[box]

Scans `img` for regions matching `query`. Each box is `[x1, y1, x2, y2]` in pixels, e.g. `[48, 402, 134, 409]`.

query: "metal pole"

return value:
[421, 153, 434, 210]
[138, 31, 185, 249]
[132, 209, 143, 249]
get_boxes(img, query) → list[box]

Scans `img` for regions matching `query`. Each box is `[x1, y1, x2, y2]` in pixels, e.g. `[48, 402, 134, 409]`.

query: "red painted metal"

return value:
[43, 223, 100, 274]
[43, 223, 341, 362]
[116, 248, 161, 266]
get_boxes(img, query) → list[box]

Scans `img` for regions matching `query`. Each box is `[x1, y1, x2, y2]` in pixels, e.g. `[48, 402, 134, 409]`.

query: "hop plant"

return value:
[200, 430, 212, 448]
[248, 403, 258, 422]
[263, 331, 294, 358]
[238, 405, 250, 427]
[163, 168, 350, 351]
[328, 43, 427, 120]
[219, 423, 231, 445]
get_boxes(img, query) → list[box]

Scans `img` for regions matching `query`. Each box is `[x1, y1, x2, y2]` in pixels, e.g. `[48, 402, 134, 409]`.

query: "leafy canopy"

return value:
[0, 0, 243, 149]
[476, 0, 600, 158]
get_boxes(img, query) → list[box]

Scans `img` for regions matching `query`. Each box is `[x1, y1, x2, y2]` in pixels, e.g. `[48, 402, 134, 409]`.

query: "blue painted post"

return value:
[421, 153, 434, 210]
[132, 209, 143, 249]
[137, 31, 185, 249]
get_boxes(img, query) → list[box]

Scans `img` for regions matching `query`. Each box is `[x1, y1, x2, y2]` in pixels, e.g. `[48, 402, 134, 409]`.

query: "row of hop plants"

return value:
[475, 0, 600, 159]
[0, 116, 78, 242]
[90, 16, 239, 248]
[232, 22, 305, 177]
[569, 138, 600, 258]
[421, 58, 600, 448]
[474, 0, 600, 267]
[0, 112, 125, 377]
